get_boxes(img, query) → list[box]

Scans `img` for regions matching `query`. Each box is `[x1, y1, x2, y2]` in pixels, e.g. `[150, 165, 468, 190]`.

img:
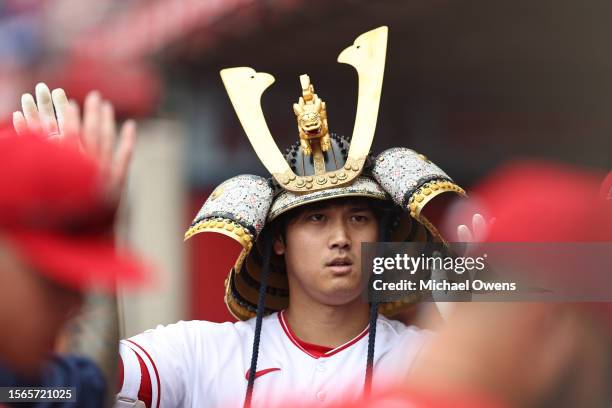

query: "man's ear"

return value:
[273, 235, 286, 256]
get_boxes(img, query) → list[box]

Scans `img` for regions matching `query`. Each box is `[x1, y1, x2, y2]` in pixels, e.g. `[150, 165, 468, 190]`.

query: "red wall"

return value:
[188, 194, 242, 322]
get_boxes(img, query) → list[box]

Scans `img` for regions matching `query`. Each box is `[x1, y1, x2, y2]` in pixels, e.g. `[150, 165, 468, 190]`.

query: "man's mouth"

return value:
[326, 258, 353, 274]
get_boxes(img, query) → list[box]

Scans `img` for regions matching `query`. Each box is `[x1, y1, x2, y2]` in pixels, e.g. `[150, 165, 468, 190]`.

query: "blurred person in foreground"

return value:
[0, 83, 146, 406]
[291, 162, 612, 408]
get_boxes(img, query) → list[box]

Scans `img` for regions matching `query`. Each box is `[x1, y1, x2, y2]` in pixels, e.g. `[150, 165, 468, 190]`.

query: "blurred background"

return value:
[1, 0, 610, 336]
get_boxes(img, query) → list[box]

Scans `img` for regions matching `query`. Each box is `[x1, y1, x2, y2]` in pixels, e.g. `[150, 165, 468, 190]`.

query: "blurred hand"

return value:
[456, 213, 494, 243]
[433, 213, 494, 321]
[13, 82, 136, 200]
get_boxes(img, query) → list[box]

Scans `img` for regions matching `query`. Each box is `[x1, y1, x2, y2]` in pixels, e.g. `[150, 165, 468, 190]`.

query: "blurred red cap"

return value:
[471, 161, 611, 242]
[466, 160, 612, 327]
[601, 171, 612, 203]
[0, 133, 148, 292]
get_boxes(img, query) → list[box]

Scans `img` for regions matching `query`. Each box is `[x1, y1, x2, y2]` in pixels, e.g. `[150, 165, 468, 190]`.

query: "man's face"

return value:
[0, 239, 83, 374]
[274, 199, 379, 306]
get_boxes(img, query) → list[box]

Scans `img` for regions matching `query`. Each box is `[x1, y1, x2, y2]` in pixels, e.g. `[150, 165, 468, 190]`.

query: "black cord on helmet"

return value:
[364, 300, 379, 395]
[243, 233, 274, 408]
[364, 208, 394, 395]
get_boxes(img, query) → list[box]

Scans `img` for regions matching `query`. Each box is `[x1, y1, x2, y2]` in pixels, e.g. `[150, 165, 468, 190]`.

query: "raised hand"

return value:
[456, 213, 494, 243]
[13, 82, 136, 199]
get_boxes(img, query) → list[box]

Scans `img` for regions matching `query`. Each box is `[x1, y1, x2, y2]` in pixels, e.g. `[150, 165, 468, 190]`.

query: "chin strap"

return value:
[364, 300, 379, 395]
[364, 209, 394, 395]
[243, 232, 274, 408]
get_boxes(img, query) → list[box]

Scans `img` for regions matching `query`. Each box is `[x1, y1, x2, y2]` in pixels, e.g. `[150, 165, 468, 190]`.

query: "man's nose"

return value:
[328, 220, 351, 250]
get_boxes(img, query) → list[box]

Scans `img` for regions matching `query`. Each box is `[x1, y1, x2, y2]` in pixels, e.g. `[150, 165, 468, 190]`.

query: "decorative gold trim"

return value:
[408, 179, 467, 220]
[312, 143, 326, 175]
[377, 293, 424, 316]
[274, 157, 366, 194]
[184, 218, 254, 274]
[184, 218, 253, 248]
[224, 273, 255, 321]
[419, 214, 447, 245]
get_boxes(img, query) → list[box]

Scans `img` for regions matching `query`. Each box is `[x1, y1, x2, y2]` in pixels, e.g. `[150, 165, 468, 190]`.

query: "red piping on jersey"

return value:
[117, 356, 124, 392]
[127, 339, 161, 408]
[278, 310, 369, 359]
[244, 367, 281, 381]
[135, 351, 152, 408]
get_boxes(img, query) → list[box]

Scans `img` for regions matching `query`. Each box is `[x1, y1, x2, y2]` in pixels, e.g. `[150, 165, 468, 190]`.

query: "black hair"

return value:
[272, 196, 399, 242]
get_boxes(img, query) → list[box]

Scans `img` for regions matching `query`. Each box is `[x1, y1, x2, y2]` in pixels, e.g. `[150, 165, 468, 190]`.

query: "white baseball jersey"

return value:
[117, 310, 427, 408]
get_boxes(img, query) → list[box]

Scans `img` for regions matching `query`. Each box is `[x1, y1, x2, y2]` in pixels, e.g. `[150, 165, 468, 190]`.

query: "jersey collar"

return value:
[278, 310, 370, 359]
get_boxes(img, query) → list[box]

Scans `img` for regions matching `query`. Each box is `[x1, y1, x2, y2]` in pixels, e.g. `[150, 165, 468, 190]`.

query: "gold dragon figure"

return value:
[292, 74, 332, 155]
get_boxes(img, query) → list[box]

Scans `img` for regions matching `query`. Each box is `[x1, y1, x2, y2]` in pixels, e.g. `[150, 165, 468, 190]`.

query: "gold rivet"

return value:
[378, 156, 384, 162]
[282, 177, 290, 185]
[216, 221, 225, 228]
[289, 174, 296, 181]
[235, 229, 244, 236]
[423, 188, 432, 195]
[329, 173, 336, 179]
[351, 164, 359, 171]
[418, 153, 429, 162]
[306, 176, 313, 182]
[330, 178, 338, 184]
[306, 183, 313, 189]
[338, 172, 347, 180]
[316, 176, 327, 185]
[431, 184, 439, 191]
[225, 224, 234, 231]
[344, 163, 351, 170]
[416, 196, 424, 203]
[297, 179, 305, 187]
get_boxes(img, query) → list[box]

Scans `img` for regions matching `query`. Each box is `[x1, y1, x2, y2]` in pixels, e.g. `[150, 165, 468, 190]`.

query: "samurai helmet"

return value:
[185, 26, 466, 321]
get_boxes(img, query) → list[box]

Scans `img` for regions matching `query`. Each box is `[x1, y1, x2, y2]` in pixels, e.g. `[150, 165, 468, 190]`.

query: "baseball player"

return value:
[116, 27, 474, 408]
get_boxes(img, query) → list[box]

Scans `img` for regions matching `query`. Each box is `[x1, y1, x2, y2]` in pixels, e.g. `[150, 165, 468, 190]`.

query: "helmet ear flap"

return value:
[372, 148, 466, 222]
[185, 175, 274, 274]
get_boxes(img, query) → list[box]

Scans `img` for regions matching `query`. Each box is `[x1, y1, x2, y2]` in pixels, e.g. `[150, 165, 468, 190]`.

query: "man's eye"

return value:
[351, 215, 369, 222]
[307, 214, 326, 222]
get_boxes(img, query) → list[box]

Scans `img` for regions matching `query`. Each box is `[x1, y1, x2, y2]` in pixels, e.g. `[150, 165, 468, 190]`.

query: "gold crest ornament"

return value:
[220, 26, 388, 194]
[292, 74, 331, 157]
[187, 26, 466, 321]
